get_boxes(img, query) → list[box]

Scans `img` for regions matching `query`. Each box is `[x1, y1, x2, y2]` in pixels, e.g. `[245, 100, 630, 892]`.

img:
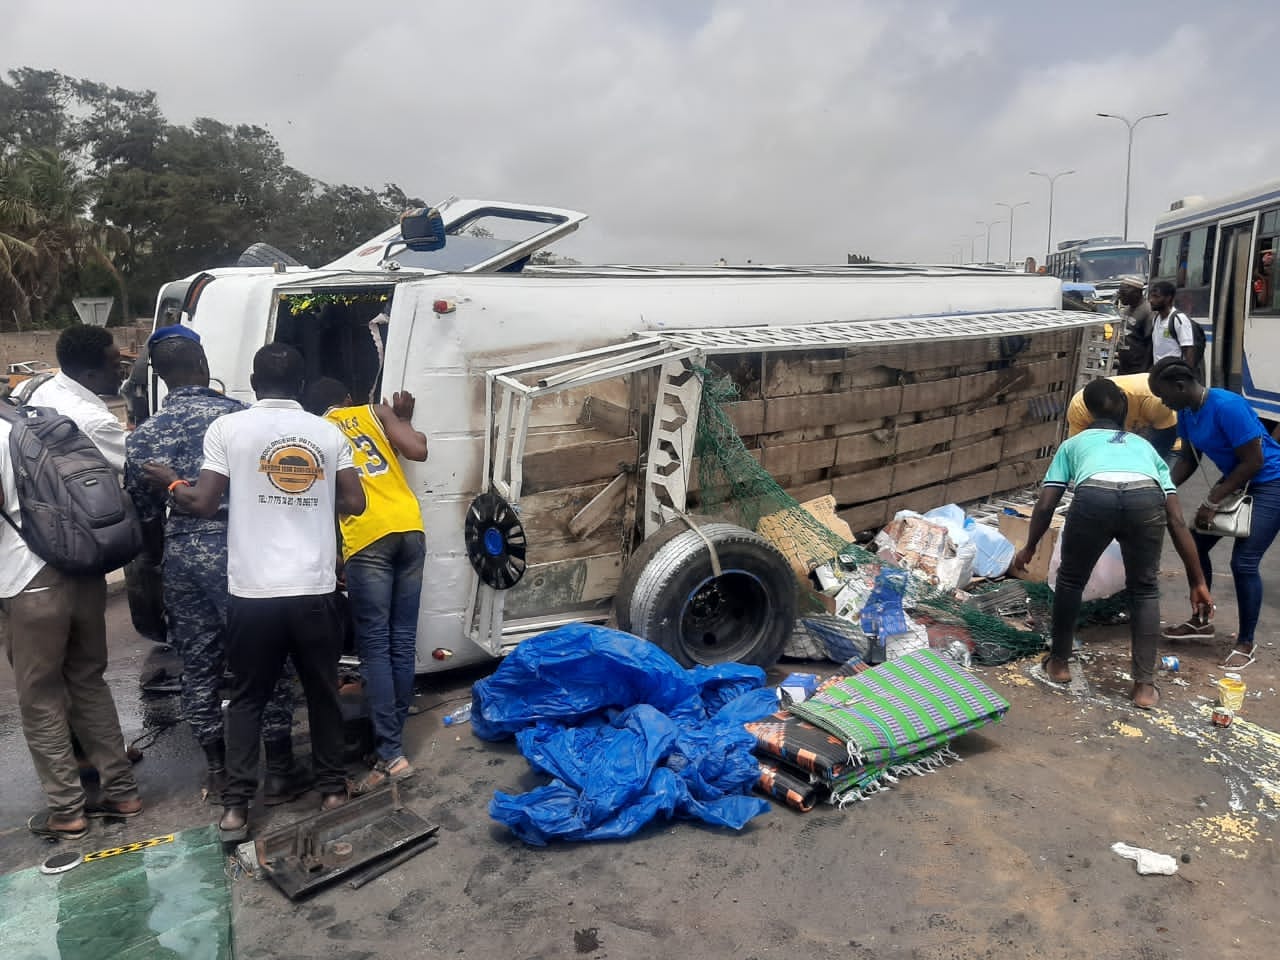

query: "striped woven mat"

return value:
[787, 649, 1009, 771]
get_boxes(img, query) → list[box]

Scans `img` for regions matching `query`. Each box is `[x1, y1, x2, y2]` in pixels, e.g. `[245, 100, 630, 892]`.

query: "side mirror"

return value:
[400, 207, 446, 250]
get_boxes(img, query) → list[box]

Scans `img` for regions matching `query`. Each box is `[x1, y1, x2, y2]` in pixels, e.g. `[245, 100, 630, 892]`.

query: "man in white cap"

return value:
[1114, 275, 1154, 374]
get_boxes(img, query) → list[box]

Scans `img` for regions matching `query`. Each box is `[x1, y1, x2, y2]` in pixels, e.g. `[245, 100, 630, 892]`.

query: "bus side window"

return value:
[1255, 243, 1276, 310]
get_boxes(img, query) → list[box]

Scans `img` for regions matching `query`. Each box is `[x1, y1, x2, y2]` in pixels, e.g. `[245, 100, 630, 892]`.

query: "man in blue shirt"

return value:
[1013, 378, 1212, 708]
[124, 328, 304, 805]
[1149, 357, 1280, 668]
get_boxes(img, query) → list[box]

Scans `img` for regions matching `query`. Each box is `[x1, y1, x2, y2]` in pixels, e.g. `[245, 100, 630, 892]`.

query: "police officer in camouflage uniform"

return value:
[123, 327, 308, 805]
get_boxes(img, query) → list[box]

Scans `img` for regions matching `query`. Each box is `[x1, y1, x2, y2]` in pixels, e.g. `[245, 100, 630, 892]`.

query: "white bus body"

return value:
[1152, 180, 1280, 424]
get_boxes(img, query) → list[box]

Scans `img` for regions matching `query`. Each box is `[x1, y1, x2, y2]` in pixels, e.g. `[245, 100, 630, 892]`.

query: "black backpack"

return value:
[1188, 317, 1207, 383]
[0, 399, 143, 575]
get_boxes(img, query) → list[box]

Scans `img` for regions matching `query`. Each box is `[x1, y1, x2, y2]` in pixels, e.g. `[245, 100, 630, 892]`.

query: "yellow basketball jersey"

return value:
[325, 404, 424, 560]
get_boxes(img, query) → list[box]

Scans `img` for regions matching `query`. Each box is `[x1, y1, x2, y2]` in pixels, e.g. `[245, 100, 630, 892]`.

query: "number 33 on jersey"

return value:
[324, 404, 424, 559]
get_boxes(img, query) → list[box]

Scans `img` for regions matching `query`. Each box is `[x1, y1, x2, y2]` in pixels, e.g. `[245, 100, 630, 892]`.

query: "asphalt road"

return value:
[2, 529, 1279, 959]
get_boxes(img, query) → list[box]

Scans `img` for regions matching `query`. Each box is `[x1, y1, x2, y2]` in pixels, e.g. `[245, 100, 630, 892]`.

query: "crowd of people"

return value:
[1014, 279, 1280, 704]
[2, 285, 1278, 837]
[1, 324, 428, 844]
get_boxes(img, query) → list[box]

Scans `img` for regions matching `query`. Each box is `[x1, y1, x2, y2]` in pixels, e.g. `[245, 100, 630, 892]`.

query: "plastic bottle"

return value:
[443, 703, 472, 727]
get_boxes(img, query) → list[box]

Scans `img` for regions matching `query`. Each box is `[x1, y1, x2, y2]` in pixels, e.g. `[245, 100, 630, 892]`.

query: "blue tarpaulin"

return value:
[473, 624, 777, 845]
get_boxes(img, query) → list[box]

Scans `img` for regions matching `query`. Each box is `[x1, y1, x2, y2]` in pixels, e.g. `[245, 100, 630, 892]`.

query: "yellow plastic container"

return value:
[1218, 675, 1247, 712]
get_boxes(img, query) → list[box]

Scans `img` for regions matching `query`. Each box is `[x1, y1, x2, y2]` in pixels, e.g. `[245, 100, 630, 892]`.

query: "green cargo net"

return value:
[690, 364, 1120, 665]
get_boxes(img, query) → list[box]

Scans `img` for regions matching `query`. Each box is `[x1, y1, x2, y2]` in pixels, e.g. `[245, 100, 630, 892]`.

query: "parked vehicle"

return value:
[1046, 238, 1150, 298]
[134, 198, 1101, 673]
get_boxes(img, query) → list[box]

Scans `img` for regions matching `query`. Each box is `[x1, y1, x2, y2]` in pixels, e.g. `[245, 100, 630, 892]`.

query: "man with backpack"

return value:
[27, 325, 128, 473]
[0, 327, 143, 840]
[1149, 280, 1204, 373]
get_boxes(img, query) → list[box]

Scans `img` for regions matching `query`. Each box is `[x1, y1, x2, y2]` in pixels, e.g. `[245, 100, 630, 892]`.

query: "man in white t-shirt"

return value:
[2, 325, 141, 840]
[28, 325, 127, 473]
[1148, 280, 1198, 366]
[1, 419, 140, 840]
[146, 343, 365, 843]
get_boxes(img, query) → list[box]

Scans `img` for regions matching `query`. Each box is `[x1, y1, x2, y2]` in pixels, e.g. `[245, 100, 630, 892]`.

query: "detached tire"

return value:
[624, 522, 796, 668]
[613, 520, 702, 634]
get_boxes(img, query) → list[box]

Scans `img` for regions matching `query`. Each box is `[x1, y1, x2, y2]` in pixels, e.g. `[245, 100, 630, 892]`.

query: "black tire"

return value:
[613, 520, 702, 633]
[236, 241, 303, 268]
[626, 522, 796, 668]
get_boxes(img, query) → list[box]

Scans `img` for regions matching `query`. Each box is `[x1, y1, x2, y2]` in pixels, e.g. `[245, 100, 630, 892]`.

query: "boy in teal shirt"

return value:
[1013, 379, 1212, 708]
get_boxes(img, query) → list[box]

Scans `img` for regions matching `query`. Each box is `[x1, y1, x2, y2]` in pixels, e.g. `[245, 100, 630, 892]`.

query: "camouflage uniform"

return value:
[124, 387, 295, 747]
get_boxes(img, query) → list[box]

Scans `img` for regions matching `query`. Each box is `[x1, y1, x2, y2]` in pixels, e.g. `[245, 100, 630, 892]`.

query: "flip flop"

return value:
[1131, 684, 1160, 711]
[27, 811, 89, 841]
[1219, 648, 1256, 670]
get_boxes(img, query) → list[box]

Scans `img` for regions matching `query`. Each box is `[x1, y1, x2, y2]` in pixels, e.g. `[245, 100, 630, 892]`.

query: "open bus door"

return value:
[1212, 221, 1251, 393]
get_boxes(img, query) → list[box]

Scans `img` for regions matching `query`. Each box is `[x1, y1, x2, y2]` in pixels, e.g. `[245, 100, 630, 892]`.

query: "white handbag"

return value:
[1190, 441, 1253, 538]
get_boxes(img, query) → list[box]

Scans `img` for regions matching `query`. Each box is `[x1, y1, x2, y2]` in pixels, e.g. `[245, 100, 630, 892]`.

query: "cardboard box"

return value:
[998, 508, 1064, 583]
[780, 672, 819, 704]
[758, 495, 856, 585]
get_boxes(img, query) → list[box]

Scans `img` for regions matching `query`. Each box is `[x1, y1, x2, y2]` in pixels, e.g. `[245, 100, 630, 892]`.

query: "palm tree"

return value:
[0, 147, 128, 330]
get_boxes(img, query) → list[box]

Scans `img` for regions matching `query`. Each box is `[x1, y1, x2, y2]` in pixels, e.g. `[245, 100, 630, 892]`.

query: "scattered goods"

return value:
[1212, 706, 1235, 728]
[779, 672, 819, 704]
[999, 506, 1063, 583]
[784, 649, 1009, 805]
[1160, 655, 1180, 672]
[755, 759, 819, 813]
[1219, 674, 1247, 712]
[1110, 842, 1179, 876]
[254, 784, 438, 900]
[473, 624, 777, 844]
[443, 703, 473, 726]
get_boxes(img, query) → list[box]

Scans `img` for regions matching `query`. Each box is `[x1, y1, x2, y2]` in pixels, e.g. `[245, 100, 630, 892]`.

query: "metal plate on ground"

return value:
[254, 783, 438, 900]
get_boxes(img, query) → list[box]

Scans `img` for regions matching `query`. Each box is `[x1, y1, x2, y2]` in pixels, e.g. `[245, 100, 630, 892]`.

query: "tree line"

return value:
[0, 68, 422, 330]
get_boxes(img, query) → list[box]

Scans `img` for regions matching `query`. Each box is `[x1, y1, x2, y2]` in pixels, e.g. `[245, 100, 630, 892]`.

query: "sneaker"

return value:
[1162, 617, 1215, 641]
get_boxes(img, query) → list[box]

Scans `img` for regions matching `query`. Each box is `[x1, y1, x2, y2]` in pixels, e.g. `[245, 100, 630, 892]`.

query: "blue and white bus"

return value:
[1151, 179, 1280, 427]
[1045, 237, 1150, 295]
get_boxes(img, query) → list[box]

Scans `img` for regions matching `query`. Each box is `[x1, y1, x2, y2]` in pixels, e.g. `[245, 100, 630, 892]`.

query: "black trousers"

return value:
[1052, 481, 1166, 684]
[224, 593, 346, 804]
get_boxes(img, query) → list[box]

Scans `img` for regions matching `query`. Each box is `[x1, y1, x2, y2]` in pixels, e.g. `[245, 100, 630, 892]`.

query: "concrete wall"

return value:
[0, 322, 152, 369]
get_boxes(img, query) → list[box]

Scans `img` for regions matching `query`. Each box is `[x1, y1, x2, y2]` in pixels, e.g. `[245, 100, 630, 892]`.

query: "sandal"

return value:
[1219, 648, 1256, 670]
[1131, 683, 1160, 711]
[351, 756, 415, 795]
[1040, 654, 1072, 684]
[28, 811, 89, 841]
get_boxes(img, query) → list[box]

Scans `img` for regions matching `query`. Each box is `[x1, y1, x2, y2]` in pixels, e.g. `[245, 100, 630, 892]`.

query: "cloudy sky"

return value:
[3, 0, 1277, 265]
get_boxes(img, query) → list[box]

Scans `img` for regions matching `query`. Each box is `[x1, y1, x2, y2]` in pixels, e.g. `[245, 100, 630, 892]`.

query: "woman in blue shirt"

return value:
[1149, 357, 1280, 668]
[1013, 378, 1212, 708]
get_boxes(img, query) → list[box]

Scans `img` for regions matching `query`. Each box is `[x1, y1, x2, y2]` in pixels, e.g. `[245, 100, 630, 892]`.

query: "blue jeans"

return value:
[344, 531, 426, 760]
[1053, 482, 1166, 683]
[1192, 478, 1280, 649]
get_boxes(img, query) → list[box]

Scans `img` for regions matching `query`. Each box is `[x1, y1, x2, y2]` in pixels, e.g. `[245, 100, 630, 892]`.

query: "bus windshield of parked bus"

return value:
[1076, 247, 1150, 283]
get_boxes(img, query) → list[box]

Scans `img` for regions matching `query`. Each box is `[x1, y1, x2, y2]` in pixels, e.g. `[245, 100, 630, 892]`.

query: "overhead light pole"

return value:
[1096, 111, 1169, 240]
[995, 201, 1030, 266]
[1028, 169, 1075, 262]
[976, 219, 1004, 263]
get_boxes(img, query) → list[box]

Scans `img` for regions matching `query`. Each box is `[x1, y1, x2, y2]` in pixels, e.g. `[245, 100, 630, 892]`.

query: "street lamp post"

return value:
[1096, 111, 1169, 240]
[976, 219, 1005, 263]
[1029, 169, 1075, 263]
[995, 201, 1030, 266]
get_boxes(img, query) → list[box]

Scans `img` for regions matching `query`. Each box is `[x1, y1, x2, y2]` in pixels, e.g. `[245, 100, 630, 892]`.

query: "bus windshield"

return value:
[1077, 248, 1150, 283]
